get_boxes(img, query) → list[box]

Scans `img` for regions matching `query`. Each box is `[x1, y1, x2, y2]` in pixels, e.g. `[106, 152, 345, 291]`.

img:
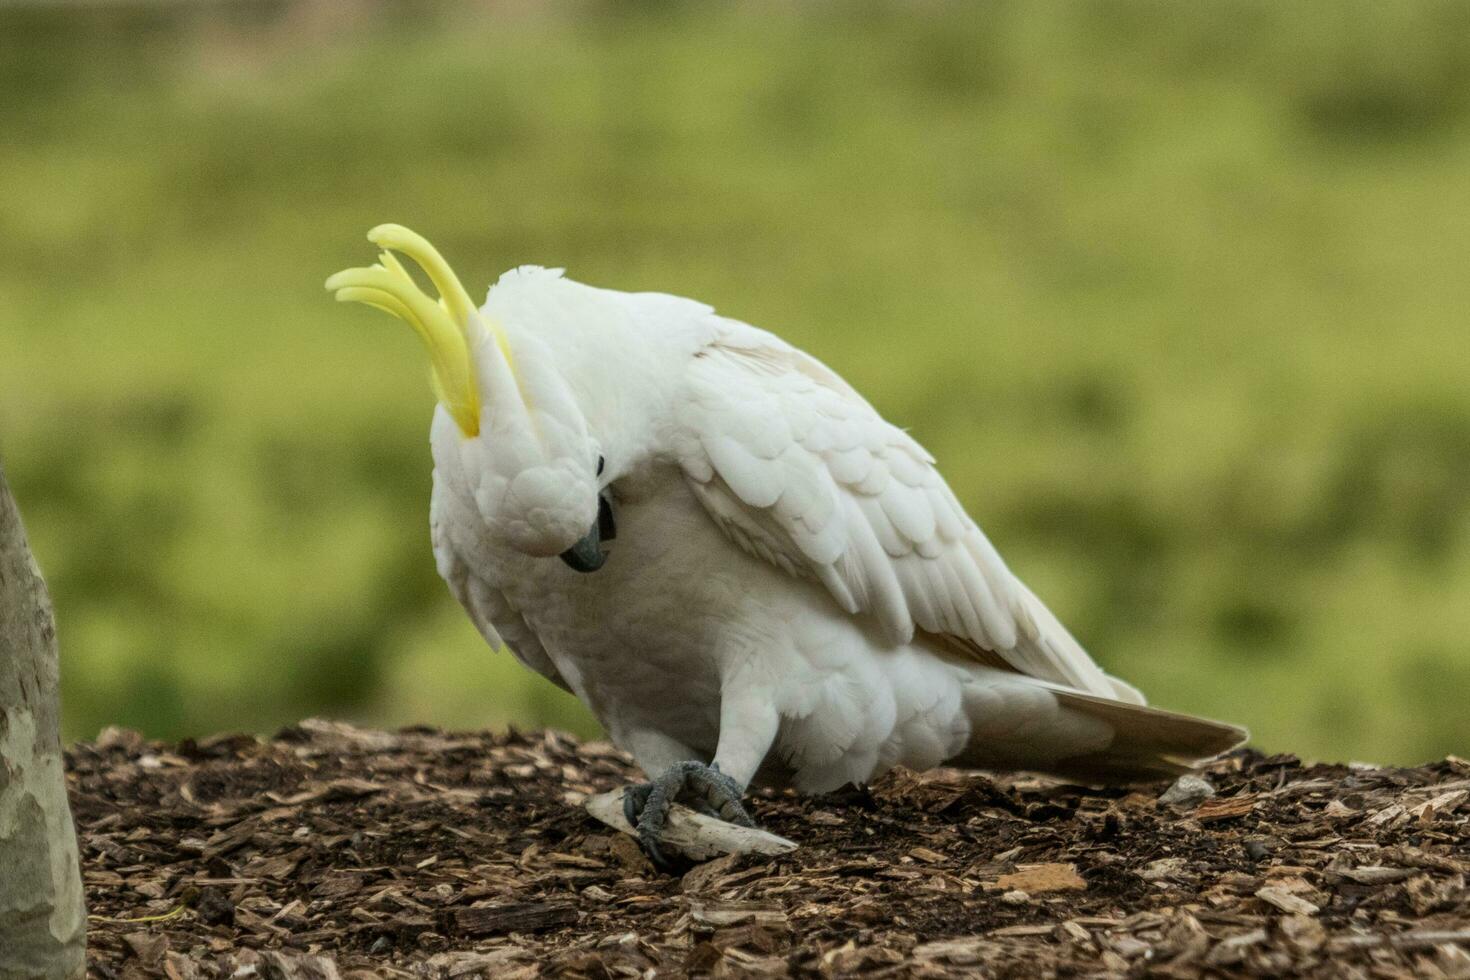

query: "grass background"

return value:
[2, 0, 1468, 764]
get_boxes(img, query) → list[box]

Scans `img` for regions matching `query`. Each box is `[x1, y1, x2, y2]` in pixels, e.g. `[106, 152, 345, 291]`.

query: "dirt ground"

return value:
[73, 720, 1470, 979]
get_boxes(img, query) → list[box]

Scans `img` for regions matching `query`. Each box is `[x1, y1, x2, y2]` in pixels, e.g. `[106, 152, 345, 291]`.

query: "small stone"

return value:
[1001, 889, 1031, 905]
[1159, 775, 1216, 808]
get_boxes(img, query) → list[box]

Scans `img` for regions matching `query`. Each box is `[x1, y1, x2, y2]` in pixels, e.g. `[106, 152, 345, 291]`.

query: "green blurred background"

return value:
[2, 1, 1468, 764]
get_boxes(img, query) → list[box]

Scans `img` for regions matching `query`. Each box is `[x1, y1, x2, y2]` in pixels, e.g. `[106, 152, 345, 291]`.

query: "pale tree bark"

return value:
[0, 459, 85, 979]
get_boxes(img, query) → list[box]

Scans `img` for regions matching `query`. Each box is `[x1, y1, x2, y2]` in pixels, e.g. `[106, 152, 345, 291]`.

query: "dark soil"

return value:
[73, 720, 1470, 978]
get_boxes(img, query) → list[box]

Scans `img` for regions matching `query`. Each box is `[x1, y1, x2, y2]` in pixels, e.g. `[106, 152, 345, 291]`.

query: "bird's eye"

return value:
[596, 455, 605, 477]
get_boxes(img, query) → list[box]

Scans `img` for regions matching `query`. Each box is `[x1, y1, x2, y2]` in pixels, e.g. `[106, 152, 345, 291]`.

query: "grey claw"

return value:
[686, 764, 755, 827]
[623, 783, 652, 827]
[626, 760, 755, 868]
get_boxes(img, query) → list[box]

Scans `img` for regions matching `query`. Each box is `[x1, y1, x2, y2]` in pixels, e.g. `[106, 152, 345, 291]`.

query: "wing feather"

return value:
[677, 320, 1115, 697]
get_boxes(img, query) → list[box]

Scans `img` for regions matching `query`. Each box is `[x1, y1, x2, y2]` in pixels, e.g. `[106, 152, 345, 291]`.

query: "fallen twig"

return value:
[583, 789, 798, 861]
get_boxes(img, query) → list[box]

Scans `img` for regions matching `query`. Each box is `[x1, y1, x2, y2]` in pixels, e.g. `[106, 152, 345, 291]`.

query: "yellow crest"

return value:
[326, 224, 484, 436]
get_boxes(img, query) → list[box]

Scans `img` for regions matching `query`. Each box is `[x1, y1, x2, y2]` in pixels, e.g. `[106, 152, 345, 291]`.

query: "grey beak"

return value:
[559, 523, 606, 573]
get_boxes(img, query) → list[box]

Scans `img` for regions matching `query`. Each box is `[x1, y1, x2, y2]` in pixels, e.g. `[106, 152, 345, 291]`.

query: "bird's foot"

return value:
[622, 761, 754, 867]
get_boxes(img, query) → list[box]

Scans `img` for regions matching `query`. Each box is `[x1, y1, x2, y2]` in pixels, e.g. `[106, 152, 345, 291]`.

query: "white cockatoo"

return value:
[328, 225, 1245, 858]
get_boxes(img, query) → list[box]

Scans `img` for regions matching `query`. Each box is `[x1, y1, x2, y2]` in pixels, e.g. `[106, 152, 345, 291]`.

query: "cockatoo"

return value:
[327, 225, 1246, 859]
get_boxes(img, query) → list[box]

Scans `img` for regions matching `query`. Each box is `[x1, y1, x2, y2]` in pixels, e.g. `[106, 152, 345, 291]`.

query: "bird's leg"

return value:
[622, 688, 778, 866]
[623, 761, 754, 866]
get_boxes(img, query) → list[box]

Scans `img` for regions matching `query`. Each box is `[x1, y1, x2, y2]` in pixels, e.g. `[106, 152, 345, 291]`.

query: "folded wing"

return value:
[674, 319, 1120, 698]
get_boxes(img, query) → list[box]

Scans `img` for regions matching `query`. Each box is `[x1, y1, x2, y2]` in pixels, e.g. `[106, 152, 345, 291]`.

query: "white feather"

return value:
[411, 264, 1246, 793]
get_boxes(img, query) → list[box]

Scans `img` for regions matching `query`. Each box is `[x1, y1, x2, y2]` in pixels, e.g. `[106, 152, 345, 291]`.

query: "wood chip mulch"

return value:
[72, 720, 1470, 978]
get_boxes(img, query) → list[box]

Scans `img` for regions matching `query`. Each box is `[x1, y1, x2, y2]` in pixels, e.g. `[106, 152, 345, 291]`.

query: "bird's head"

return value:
[326, 224, 609, 570]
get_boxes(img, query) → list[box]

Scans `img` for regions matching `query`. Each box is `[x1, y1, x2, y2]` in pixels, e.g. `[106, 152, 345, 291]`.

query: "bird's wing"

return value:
[674, 319, 1117, 698]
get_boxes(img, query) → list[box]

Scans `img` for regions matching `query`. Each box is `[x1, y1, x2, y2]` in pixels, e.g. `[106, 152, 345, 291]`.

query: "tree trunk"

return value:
[0, 459, 85, 979]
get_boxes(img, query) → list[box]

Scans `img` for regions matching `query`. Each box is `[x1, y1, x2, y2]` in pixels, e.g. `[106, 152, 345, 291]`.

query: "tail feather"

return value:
[951, 677, 1248, 785]
[1104, 673, 1148, 706]
[1044, 687, 1248, 783]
